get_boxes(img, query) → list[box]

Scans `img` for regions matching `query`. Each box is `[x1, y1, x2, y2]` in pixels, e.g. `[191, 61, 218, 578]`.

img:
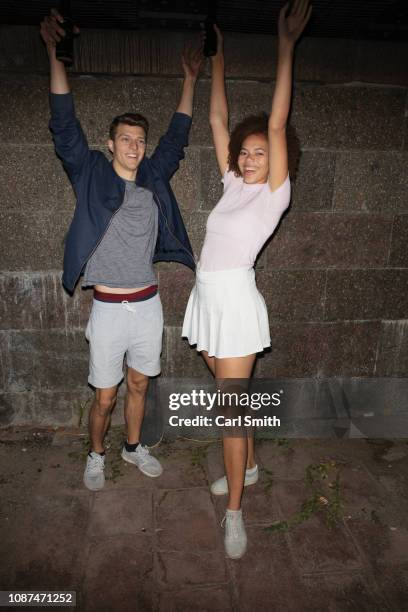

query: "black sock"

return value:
[125, 441, 139, 452]
[89, 450, 105, 457]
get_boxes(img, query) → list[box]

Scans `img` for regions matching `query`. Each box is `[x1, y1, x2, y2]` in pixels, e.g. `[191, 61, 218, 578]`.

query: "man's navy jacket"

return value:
[49, 92, 196, 294]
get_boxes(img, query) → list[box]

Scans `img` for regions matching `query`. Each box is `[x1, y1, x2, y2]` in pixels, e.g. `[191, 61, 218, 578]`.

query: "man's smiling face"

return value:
[108, 123, 147, 180]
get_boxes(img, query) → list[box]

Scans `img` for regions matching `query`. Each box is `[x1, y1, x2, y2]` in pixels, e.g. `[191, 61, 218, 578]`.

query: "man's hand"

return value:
[181, 38, 204, 81]
[278, 0, 312, 48]
[40, 8, 79, 58]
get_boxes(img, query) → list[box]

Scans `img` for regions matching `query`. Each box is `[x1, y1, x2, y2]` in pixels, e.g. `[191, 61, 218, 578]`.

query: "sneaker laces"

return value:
[136, 445, 150, 464]
[221, 512, 241, 540]
[86, 453, 105, 474]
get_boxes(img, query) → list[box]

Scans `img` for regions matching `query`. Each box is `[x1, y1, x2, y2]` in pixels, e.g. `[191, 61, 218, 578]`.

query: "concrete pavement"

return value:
[1, 428, 408, 611]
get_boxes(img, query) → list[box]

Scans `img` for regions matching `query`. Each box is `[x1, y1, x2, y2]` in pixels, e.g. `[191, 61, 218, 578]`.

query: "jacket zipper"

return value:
[152, 188, 197, 266]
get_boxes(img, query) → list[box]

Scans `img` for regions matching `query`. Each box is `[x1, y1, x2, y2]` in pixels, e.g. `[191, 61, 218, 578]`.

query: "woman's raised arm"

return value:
[209, 25, 230, 176]
[268, 0, 312, 191]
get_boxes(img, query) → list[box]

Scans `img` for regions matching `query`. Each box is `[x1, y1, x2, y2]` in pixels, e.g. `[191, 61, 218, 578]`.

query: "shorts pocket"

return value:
[85, 316, 92, 341]
[138, 294, 163, 324]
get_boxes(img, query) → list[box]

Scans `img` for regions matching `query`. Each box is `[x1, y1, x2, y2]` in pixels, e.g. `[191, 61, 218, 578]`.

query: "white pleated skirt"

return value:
[182, 265, 271, 358]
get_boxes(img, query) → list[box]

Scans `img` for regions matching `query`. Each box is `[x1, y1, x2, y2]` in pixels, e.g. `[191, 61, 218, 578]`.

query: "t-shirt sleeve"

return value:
[260, 174, 291, 234]
[221, 168, 238, 191]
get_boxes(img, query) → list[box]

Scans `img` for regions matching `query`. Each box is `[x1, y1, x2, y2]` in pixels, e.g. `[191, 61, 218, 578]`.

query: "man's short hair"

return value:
[109, 113, 149, 140]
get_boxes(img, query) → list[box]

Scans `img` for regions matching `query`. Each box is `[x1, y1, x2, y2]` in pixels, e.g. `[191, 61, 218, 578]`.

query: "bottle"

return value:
[56, 0, 75, 67]
[203, 16, 217, 57]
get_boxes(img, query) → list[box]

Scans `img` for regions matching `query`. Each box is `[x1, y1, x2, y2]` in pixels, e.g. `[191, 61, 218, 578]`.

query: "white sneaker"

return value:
[121, 444, 163, 478]
[83, 452, 105, 491]
[222, 509, 247, 559]
[210, 465, 258, 496]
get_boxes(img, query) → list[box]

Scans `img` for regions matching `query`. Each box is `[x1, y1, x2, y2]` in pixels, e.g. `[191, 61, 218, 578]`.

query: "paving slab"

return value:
[156, 550, 228, 588]
[232, 527, 306, 612]
[255, 439, 322, 480]
[337, 465, 391, 517]
[13, 493, 90, 591]
[153, 444, 209, 490]
[345, 517, 408, 568]
[302, 572, 390, 612]
[89, 488, 154, 537]
[82, 535, 156, 612]
[158, 586, 233, 611]
[155, 488, 221, 553]
[371, 563, 408, 611]
[287, 515, 363, 574]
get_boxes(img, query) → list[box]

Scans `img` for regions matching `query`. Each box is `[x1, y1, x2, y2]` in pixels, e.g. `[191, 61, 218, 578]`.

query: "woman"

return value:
[182, 0, 312, 558]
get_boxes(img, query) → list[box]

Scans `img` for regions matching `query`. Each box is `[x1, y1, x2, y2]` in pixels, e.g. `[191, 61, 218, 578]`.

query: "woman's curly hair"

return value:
[228, 112, 301, 181]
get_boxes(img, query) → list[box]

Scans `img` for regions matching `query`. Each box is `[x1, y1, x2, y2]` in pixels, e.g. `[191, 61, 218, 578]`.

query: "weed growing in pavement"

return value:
[75, 397, 92, 428]
[266, 461, 343, 533]
[256, 434, 289, 447]
[260, 467, 274, 495]
[101, 426, 125, 483]
[191, 443, 211, 468]
[370, 509, 383, 525]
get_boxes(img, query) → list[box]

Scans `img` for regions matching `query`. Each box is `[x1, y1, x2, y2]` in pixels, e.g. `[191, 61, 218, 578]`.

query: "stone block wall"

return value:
[0, 27, 407, 426]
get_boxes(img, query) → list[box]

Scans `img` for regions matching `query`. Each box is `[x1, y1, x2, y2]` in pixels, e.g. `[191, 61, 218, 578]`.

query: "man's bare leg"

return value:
[125, 367, 149, 444]
[84, 386, 117, 490]
[89, 386, 118, 452]
[121, 367, 163, 477]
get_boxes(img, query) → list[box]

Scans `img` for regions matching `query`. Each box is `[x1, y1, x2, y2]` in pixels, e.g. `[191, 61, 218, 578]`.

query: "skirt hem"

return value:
[181, 336, 271, 359]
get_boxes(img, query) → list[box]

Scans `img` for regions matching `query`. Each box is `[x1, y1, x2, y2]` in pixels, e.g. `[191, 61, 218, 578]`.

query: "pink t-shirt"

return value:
[199, 170, 291, 271]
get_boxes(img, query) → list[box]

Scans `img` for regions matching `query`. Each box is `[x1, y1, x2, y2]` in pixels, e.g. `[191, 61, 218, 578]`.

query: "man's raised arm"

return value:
[40, 9, 71, 93]
[40, 9, 89, 182]
[150, 40, 203, 180]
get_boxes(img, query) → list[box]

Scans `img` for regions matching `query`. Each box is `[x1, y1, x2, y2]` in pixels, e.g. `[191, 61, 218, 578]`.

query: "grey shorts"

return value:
[85, 294, 164, 388]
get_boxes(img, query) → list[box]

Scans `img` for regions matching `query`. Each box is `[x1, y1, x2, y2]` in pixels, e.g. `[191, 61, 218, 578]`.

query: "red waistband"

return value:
[94, 285, 158, 303]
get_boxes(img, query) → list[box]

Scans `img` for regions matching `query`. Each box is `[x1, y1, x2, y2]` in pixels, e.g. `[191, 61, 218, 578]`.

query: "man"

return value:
[40, 10, 201, 490]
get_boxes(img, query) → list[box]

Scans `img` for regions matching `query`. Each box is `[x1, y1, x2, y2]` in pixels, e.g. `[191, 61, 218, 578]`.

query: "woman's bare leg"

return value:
[201, 350, 256, 476]
[246, 435, 256, 469]
[201, 350, 215, 376]
[214, 354, 256, 510]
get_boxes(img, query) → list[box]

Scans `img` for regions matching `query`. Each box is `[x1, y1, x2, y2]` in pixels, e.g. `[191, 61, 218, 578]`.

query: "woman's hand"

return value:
[211, 24, 224, 61]
[181, 38, 204, 81]
[278, 0, 312, 48]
